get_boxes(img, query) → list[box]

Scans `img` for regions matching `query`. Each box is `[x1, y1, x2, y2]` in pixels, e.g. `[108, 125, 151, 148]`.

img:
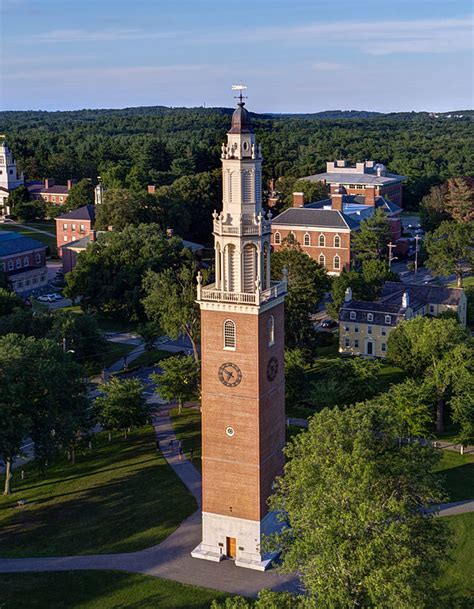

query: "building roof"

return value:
[0, 230, 47, 257]
[381, 281, 465, 306]
[228, 101, 252, 134]
[307, 194, 402, 217]
[62, 235, 92, 252]
[26, 182, 69, 195]
[302, 171, 405, 186]
[272, 207, 358, 230]
[56, 204, 96, 221]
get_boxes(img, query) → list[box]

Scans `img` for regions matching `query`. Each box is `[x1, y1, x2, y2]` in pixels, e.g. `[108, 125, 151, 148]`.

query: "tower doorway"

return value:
[226, 536, 237, 559]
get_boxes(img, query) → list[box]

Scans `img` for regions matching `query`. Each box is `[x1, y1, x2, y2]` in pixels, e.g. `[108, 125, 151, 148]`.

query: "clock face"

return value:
[218, 363, 242, 387]
[267, 356, 278, 382]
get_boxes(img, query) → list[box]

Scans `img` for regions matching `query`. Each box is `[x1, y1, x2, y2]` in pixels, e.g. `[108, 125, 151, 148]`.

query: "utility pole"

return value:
[387, 242, 397, 271]
[414, 234, 420, 275]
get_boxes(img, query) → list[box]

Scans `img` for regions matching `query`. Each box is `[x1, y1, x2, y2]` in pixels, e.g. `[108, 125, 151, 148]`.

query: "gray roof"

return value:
[381, 282, 465, 306]
[272, 208, 358, 230]
[0, 230, 47, 257]
[62, 235, 92, 251]
[307, 194, 401, 217]
[339, 299, 406, 327]
[56, 205, 96, 221]
[302, 171, 405, 186]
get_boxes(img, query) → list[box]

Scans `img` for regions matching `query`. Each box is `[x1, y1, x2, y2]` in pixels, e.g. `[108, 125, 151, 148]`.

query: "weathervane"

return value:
[232, 83, 247, 106]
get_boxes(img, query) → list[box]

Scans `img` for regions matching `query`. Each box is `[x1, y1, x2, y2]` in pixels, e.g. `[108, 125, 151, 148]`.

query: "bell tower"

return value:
[191, 90, 287, 571]
[0, 137, 25, 218]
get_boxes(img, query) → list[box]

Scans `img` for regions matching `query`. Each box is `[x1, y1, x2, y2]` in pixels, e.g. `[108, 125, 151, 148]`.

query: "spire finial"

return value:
[232, 83, 247, 107]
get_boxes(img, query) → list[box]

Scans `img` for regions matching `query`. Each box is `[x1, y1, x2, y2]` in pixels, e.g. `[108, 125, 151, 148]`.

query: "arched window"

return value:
[334, 255, 341, 270]
[334, 234, 341, 248]
[319, 253, 325, 266]
[303, 233, 311, 246]
[274, 231, 281, 245]
[223, 319, 236, 350]
[319, 234, 325, 247]
[268, 315, 275, 346]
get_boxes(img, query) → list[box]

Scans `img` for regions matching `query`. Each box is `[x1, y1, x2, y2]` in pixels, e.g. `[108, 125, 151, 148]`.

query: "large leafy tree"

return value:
[444, 176, 474, 224]
[271, 246, 329, 349]
[64, 224, 184, 321]
[378, 378, 433, 440]
[95, 377, 147, 440]
[352, 208, 391, 264]
[142, 253, 204, 362]
[267, 403, 449, 608]
[0, 288, 22, 316]
[425, 220, 474, 287]
[0, 334, 89, 493]
[419, 182, 450, 232]
[63, 178, 94, 211]
[95, 188, 165, 232]
[151, 354, 199, 413]
[8, 185, 45, 222]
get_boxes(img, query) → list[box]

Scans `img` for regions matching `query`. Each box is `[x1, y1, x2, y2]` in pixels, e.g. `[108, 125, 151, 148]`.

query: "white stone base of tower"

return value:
[191, 511, 281, 571]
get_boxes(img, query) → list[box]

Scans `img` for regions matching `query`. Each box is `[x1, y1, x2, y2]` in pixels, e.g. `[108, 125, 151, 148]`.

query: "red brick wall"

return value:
[56, 218, 92, 257]
[200, 303, 285, 521]
[0, 249, 46, 273]
[271, 227, 351, 274]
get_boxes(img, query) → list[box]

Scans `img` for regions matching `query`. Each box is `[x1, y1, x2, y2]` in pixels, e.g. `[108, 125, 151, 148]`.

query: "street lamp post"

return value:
[388, 242, 398, 271]
[414, 234, 420, 276]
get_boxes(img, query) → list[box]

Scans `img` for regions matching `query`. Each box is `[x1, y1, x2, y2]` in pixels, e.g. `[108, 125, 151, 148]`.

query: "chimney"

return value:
[108, 225, 114, 232]
[90, 230, 96, 243]
[167, 227, 174, 237]
[336, 159, 347, 168]
[147, 184, 156, 194]
[345, 286, 352, 302]
[67, 179, 77, 190]
[365, 186, 376, 206]
[292, 192, 305, 208]
[44, 178, 55, 189]
[402, 291, 409, 309]
[331, 185, 344, 211]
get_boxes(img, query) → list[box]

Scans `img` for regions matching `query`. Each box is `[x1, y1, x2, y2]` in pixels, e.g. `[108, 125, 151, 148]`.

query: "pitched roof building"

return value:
[55, 205, 96, 268]
[0, 230, 48, 295]
[27, 178, 77, 205]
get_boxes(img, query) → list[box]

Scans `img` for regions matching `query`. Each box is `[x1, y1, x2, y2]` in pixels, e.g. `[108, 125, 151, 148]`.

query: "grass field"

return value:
[434, 450, 474, 502]
[128, 348, 174, 370]
[0, 426, 196, 558]
[170, 406, 202, 473]
[438, 512, 474, 603]
[0, 571, 230, 609]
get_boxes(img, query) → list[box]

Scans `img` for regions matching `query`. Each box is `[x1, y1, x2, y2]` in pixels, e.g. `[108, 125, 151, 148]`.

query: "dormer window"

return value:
[367, 313, 373, 322]
[350, 311, 356, 320]
[223, 319, 236, 350]
[385, 315, 391, 324]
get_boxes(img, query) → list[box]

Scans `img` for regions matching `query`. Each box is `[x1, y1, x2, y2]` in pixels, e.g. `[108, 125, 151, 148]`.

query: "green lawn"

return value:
[434, 450, 474, 502]
[0, 571, 229, 609]
[438, 512, 474, 604]
[0, 426, 196, 558]
[171, 406, 202, 473]
[0, 222, 57, 252]
[101, 341, 136, 369]
[128, 348, 174, 370]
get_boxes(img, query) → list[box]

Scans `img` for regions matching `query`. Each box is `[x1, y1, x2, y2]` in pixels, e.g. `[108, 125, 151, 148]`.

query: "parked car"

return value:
[49, 293, 63, 301]
[321, 319, 338, 329]
[36, 295, 50, 302]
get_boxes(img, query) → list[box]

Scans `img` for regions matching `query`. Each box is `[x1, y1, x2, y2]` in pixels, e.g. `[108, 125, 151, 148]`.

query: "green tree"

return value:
[445, 176, 474, 224]
[0, 271, 10, 290]
[151, 354, 199, 413]
[64, 224, 184, 322]
[352, 208, 391, 264]
[284, 348, 311, 411]
[5, 185, 30, 212]
[267, 403, 449, 608]
[8, 185, 45, 222]
[95, 188, 164, 231]
[95, 377, 147, 440]
[136, 321, 161, 352]
[0, 333, 88, 492]
[0, 287, 22, 316]
[449, 344, 474, 451]
[278, 177, 327, 209]
[425, 220, 474, 287]
[419, 183, 450, 232]
[63, 178, 94, 211]
[142, 253, 204, 362]
[271, 246, 329, 349]
[211, 590, 304, 609]
[378, 379, 432, 440]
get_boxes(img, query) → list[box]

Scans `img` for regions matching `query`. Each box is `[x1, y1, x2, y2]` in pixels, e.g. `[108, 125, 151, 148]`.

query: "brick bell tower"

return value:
[191, 90, 287, 571]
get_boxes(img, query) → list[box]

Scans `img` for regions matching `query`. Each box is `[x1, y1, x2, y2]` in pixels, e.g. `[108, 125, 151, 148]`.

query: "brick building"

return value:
[0, 230, 47, 295]
[302, 159, 405, 206]
[339, 282, 467, 358]
[27, 178, 76, 206]
[55, 205, 96, 259]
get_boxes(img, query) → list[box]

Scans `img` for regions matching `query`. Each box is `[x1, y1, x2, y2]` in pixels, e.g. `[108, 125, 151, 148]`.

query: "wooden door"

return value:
[226, 536, 236, 559]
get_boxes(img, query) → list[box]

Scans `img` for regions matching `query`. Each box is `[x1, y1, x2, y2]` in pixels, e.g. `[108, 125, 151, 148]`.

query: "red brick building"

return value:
[55, 204, 96, 261]
[0, 230, 47, 295]
[27, 178, 77, 206]
[302, 160, 405, 207]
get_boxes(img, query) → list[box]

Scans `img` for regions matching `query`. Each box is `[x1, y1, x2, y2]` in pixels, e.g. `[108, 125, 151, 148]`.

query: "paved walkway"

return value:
[15, 223, 56, 238]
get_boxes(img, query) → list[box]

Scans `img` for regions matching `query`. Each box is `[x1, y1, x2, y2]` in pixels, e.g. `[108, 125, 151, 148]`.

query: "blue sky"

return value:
[0, 0, 472, 112]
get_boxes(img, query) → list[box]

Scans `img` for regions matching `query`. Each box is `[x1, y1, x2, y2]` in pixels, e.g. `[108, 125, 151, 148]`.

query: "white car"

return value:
[37, 295, 50, 302]
[48, 293, 63, 302]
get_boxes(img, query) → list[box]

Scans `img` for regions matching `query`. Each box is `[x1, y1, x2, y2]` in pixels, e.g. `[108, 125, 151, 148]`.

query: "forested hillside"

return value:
[1, 106, 473, 213]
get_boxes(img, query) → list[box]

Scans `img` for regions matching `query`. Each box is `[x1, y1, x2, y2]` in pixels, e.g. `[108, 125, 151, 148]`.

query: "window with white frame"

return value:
[268, 315, 275, 346]
[274, 232, 281, 245]
[35, 253, 41, 264]
[381, 327, 387, 336]
[63, 235, 68, 242]
[80, 224, 85, 232]
[51, 196, 56, 203]
[354, 339, 359, 348]
[319, 234, 325, 247]
[429, 305, 435, 314]
[319, 253, 325, 266]
[16, 258, 21, 269]
[72, 224, 76, 231]
[368, 325, 372, 334]
[355, 325, 359, 333]
[350, 311, 356, 320]
[334, 234, 341, 248]
[381, 343, 386, 353]
[384, 315, 391, 324]
[63, 223, 67, 230]
[303, 233, 311, 246]
[8, 260, 13, 271]
[333, 255, 340, 270]
[367, 313, 373, 322]
[223, 319, 236, 350]
[23, 256, 29, 266]
[345, 337, 350, 348]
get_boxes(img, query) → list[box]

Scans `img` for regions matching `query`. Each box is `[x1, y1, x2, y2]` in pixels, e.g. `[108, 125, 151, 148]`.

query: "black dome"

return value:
[228, 102, 252, 134]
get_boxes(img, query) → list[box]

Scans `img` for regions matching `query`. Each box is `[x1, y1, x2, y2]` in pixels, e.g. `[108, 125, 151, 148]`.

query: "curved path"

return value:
[0, 397, 471, 596]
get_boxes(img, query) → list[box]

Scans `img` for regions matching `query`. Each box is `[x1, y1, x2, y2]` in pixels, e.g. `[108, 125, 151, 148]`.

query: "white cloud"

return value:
[28, 27, 178, 43]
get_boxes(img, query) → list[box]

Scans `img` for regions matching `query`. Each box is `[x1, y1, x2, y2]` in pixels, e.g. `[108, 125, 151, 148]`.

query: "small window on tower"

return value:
[274, 232, 281, 245]
[223, 319, 236, 350]
[268, 315, 275, 346]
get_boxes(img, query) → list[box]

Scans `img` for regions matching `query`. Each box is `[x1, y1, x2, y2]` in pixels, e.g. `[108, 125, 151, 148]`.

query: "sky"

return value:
[0, 0, 473, 113]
